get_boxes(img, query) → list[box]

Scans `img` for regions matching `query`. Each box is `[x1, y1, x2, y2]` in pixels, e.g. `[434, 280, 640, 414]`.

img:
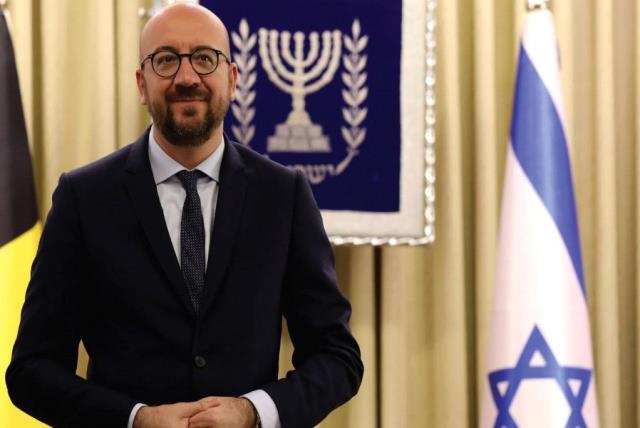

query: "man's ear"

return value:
[136, 69, 148, 105]
[229, 63, 238, 101]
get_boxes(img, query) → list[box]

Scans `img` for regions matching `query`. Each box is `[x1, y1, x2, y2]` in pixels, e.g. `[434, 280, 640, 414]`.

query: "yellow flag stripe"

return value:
[0, 223, 47, 427]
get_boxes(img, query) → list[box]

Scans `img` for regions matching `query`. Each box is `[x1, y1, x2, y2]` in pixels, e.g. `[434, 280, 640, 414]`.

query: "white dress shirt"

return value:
[126, 127, 281, 428]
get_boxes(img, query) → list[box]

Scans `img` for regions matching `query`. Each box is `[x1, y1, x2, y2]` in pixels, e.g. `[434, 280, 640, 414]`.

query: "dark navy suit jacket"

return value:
[6, 130, 363, 427]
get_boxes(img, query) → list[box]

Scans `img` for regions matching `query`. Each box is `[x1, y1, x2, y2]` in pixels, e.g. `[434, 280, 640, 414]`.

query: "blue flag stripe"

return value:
[510, 45, 585, 294]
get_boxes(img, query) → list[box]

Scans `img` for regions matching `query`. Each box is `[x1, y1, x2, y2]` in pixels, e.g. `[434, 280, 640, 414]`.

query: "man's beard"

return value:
[163, 104, 215, 147]
[149, 87, 229, 147]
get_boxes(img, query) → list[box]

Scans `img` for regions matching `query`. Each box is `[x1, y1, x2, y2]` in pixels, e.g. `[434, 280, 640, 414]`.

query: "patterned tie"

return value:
[177, 170, 205, 313]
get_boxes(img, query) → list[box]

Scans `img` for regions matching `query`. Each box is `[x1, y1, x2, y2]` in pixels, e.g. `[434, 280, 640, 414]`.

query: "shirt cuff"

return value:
[242, 389, 281, 428]
[127, 403, 147, 428]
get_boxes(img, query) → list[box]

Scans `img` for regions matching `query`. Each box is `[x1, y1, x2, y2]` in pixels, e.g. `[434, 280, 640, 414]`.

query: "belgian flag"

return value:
[0, 10, 45, 427]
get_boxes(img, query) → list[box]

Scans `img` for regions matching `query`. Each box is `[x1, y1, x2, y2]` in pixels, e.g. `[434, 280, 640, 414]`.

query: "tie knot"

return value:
[177, 170, 202, 191]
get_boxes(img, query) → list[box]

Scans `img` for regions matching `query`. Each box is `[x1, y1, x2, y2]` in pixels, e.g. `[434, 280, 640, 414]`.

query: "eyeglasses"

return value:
[140, 47, 231, 78]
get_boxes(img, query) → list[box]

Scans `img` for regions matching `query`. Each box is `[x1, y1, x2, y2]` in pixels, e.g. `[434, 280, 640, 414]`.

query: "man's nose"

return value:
[173, 56, 200, 86]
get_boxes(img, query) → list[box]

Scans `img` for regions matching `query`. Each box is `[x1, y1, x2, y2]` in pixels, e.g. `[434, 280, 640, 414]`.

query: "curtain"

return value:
[6, 0, 639, 426]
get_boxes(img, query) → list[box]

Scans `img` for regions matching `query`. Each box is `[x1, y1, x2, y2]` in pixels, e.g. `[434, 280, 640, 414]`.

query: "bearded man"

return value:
[6, 4, 362, 428]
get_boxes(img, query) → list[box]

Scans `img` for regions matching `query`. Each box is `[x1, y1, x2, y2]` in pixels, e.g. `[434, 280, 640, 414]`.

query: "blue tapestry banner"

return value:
[202, 0, 436, 243]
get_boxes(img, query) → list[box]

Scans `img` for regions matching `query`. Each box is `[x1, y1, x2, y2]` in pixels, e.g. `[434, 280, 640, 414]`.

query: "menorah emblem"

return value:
[258, 27, 342, 153]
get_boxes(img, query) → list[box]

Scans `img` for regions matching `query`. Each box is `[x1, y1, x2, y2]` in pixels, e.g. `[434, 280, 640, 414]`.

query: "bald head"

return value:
[139, 3, 230, 62]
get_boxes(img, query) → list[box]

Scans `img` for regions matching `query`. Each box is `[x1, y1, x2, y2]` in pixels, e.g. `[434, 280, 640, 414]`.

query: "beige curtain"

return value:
[6, 0, 639, 426]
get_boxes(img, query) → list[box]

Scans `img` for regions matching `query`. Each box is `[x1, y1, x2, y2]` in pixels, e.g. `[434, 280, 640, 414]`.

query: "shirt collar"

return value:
[148, 126, 224, 185]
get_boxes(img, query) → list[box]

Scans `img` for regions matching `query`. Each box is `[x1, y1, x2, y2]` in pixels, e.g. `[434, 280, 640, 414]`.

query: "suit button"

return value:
[194, 356, 207, 368]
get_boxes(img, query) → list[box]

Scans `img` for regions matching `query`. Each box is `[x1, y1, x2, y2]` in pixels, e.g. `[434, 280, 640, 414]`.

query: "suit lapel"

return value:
[124, 130, 195, 317]
[201, 137, 248, 313]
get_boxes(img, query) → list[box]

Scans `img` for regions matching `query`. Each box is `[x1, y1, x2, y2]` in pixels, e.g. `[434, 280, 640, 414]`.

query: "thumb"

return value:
[177, 397, 219, 416]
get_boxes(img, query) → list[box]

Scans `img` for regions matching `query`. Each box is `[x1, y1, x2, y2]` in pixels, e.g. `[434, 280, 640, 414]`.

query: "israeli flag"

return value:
[481, 7, 600, 428]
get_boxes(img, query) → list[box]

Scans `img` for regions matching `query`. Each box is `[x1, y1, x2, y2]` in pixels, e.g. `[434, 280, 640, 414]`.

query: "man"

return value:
[5, 4, 363, 428]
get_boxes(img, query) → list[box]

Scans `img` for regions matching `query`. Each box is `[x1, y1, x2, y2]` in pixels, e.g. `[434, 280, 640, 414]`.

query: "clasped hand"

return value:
[133, 396, 257, 428]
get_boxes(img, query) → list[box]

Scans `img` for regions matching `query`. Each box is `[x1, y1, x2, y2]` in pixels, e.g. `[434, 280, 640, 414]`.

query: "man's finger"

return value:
[177, 397, 220, 416]
[188, 408, 217, 428]
[197, 396, 221, 409]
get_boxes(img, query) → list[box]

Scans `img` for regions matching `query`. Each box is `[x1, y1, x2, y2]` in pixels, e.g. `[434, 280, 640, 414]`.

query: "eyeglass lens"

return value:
[152, 48, 219, 77]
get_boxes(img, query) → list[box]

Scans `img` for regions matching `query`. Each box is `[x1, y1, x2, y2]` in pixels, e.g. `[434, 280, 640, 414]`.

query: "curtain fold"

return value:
[636, 0, 640, 418]
[5, 0, 640, 426]
[594, 0, 622, 426]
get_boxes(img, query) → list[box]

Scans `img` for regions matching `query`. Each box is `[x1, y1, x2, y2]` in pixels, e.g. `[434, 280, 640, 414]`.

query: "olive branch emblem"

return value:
[338, 19, 368, 174]
[230, 19, 257, 145]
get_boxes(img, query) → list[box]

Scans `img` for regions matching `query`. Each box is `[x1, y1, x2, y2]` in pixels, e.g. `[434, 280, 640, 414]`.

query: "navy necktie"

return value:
[177, 170, 205, 313]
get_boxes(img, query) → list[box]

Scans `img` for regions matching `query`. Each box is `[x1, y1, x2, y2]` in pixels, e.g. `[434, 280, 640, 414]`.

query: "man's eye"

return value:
[156, 54, 177, 64]
[196, 55, 213, 63]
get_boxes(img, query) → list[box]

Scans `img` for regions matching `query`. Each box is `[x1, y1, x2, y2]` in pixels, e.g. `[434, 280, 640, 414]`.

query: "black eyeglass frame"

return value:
[140, 47, 231, 78]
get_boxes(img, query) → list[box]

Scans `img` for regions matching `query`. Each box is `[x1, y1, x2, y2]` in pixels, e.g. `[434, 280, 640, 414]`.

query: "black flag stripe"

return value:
[0, 11, 38, 247]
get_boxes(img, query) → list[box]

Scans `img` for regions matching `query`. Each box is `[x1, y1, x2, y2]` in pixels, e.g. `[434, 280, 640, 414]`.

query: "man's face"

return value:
[136, 8, 237, 146]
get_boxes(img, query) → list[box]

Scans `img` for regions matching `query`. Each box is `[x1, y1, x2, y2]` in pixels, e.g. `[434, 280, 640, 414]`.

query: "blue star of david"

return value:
[488, 326, 591, 428]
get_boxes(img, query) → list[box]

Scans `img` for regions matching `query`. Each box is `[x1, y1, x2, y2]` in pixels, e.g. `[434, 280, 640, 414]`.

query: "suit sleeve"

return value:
[5, 173, 137, 428]
[261, 171, 364, 427]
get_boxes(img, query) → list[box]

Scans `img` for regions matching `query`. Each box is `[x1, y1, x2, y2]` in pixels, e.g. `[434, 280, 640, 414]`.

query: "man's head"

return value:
[136, 3, 237, 147]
